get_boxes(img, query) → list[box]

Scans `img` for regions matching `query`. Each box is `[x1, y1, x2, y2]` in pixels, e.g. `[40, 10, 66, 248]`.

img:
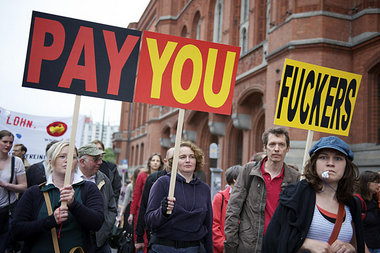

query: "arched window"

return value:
[213, 0, 223, 43]
[181, 25, 188, 38]
[240, 27, 247, 54]
[140, 143, 144, 165]
[135, 144, 139, 166]
[192, 11, 201, 39]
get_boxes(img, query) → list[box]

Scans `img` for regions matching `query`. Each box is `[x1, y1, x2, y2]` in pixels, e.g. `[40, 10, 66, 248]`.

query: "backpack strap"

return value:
[7, 156, 15, 206]
[10, 156, 15, 183]
[354, 194, 367, 220]
[221, 193, 224, 213]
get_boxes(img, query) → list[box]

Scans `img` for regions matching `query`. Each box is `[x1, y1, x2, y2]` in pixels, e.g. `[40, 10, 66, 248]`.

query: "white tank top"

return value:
[307, 204, 353, 243]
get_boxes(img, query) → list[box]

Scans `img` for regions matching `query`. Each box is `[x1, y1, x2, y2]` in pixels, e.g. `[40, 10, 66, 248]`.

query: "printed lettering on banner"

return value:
[134, 31, 241, 115]
[23, 11, 141, 102]
[274, 59, 362, 136]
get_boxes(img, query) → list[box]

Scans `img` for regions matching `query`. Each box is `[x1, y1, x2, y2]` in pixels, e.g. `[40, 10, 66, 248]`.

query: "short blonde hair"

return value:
[46, 141, 78, 178]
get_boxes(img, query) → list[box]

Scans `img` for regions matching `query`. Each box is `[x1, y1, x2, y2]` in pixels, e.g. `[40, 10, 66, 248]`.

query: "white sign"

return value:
[0, 106, 85, 165]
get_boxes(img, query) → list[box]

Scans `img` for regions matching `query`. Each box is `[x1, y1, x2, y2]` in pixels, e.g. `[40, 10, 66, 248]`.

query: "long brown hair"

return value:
[146, 153, 164, 174]
[304, 150, 359, 203]
[355, 170, 380, 201]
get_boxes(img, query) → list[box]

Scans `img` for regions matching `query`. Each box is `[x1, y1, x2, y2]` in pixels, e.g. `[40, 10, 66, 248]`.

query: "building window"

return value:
[181, 25, 188, 38]
[213, 0, 223, 43]
[192, 11, 201, 40]
[239, 0, 249, 55]
[240, 27, 248, 54]
[241, 0, 249, 23]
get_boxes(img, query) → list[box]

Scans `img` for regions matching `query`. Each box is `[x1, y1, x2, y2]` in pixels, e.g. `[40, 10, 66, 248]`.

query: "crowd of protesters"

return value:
[0, 127, 379, 253]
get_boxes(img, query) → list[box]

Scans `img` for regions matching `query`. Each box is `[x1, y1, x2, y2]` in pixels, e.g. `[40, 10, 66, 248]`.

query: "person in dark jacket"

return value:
[135, 147, 174, 252]
[145, 141, 213, 253]
[11, 141, 104, 253]
[355, 170, 380, 252]
[262, 136, 365, 253]
[92, 140, 122, 203]
[26, 140, 58, 187]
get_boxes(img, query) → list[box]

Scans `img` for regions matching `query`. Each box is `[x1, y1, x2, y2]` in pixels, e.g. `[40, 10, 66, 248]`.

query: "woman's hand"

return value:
[161, 196, 176, 216]
[127, 214, 134, 225]
[60, 185, 75, 206]
[331, 240, 355, 253]
[167, 196, 176, 212]
[298, 238, 333, 253]
[54, 206, 69, 224]
[0, 180, 7, 188]
[135, 242, 145, 251]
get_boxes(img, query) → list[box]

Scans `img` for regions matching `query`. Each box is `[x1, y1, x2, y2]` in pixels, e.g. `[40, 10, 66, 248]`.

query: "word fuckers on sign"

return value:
[23, 11, 141, 102]
[134, 31, 241, 115]
[274, 59, 362, 136]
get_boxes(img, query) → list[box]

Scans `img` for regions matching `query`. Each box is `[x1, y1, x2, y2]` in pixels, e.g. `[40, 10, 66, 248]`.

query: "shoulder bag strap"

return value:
[221, 193, 224, 213]
[328, 202, 345, 245]
[7, 156, 15, 206]
[43, 191, 60, 253]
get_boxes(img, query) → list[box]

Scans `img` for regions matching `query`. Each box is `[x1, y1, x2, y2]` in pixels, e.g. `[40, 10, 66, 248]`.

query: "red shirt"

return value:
[260, 158, 284, 234]
[130, 171, 148, 215]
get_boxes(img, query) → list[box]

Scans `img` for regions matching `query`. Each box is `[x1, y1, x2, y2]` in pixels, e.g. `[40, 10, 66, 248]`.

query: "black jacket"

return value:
[99, 160, 122, 203]
[26, 161, 46, 187]
[262, 180, 365, 253]
[135, 169, 167, 243]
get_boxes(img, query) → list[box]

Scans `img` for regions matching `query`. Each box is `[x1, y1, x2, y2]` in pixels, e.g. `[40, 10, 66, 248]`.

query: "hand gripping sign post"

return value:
[134, 31, 241, 213]
[274, 59, 362, 171]
[22, 11, 142, 203]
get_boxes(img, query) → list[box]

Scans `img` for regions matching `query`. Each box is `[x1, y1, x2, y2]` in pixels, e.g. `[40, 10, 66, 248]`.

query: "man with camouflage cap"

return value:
[78, 143, 117, 253]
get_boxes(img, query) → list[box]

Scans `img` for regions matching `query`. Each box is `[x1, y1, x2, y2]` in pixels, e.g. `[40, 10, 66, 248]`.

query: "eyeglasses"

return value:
[87, 156, 102, 162]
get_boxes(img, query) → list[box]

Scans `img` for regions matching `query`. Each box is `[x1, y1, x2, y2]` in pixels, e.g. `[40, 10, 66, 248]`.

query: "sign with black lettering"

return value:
[274, 59, 362, 136]
[23, 11, 141, 102]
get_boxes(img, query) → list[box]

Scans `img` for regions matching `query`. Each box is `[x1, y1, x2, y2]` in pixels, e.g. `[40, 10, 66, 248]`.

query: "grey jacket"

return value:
[224, 158, 300, 253]
[95, 171, 117, 247]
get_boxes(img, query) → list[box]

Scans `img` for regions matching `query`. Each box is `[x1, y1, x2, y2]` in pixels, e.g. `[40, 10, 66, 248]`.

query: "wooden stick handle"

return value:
[62, 95, 81, 207]
[302, 130, 314, 175]
[167, 109, 185, 214]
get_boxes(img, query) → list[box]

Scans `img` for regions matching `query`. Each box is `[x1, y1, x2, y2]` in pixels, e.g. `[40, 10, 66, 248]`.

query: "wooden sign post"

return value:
[166, 109, 185, 214]
[61, 95, 81, 206]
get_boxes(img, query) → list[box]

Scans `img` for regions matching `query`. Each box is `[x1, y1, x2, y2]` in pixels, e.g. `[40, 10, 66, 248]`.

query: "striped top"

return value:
[307, 204, 353, 243]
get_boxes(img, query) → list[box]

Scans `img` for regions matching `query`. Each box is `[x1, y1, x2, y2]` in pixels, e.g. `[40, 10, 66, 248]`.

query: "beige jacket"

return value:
[224, 159, 300, 253]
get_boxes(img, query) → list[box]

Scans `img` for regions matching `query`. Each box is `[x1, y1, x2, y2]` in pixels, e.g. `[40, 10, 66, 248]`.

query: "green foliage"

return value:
[103, 148, 116, 164]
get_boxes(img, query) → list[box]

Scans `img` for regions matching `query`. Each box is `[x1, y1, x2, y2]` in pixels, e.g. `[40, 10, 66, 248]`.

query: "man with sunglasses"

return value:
[79, 143, 117, 253]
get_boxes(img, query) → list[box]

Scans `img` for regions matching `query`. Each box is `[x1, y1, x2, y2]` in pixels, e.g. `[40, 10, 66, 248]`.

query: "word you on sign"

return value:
[134, 31, 241, 115]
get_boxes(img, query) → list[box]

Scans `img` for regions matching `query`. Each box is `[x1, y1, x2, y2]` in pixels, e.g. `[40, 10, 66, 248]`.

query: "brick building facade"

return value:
[113, 0, 380, 186]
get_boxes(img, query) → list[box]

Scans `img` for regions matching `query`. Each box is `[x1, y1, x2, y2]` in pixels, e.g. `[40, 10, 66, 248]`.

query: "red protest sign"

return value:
[134, 31, 240, 115]
[23, 11, 142, 102]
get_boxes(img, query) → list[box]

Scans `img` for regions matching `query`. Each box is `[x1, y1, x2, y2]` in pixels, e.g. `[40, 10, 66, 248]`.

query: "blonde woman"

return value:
[12, 141, 104, 252]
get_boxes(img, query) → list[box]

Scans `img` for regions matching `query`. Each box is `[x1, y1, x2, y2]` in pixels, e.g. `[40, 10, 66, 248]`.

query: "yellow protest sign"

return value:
[274, 59, 361, 136]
